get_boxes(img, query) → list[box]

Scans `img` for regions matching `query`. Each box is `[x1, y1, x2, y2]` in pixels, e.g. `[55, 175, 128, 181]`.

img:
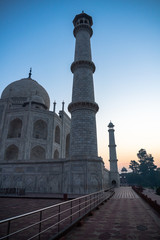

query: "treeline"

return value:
[121, 149, 160, 188]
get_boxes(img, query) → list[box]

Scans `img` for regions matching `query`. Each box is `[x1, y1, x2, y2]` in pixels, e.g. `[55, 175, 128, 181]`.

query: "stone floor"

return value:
[62, 187, 160, 240]
[0, 198, 62, 220]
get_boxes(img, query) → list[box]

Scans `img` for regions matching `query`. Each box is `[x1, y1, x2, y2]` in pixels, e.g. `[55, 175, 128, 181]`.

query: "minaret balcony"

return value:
[68, 101, 99, 113]
[73, 24, 93, 37]
[71, 60, 95, 73]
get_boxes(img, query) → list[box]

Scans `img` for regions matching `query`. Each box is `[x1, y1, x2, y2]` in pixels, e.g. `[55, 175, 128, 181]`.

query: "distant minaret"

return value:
[108, 122, 120, 187]
[68, 12, 99, 158]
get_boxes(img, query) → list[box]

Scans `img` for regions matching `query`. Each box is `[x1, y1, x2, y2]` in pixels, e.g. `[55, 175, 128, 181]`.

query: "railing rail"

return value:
[0, 188, 114, 240]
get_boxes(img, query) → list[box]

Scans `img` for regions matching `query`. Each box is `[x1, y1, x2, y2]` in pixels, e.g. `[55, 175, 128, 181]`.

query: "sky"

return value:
[0, 0, 160, 171]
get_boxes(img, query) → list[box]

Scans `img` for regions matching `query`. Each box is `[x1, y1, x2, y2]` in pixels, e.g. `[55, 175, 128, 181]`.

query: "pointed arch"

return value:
[33, 120, 47, 139]
[65, 133, 70, 158]
[55, 125, 60, 144]
[5, 144, 19, 160]
[30, 146, 46, 160]
[112, 180, 116, 186]
[7, 118, 22, 138]
[54, 150, 59, 159]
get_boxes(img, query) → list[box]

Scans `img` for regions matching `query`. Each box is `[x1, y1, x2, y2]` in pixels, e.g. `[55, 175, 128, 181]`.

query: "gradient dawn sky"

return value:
[0, 0, 160, 171]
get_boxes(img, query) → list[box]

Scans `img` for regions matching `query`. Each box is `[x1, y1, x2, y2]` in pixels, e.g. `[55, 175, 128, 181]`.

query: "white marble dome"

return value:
[1, 77, 50, 109]
[31, 95, 45, 105]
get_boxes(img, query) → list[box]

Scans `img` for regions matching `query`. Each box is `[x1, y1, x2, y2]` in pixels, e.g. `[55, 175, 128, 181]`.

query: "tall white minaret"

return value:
[68, 12, 99, 158]
[108, 122, 120, 187]
[65, 12, 104, 194]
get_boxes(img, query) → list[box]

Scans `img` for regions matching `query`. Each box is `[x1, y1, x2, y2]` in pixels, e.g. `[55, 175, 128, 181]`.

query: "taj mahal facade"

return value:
[0, 12, 120, 195]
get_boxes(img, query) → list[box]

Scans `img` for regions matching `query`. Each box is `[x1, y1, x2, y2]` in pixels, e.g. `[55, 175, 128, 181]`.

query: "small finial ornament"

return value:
[82, 10, 84, 13]
[62, 101, 65, 111]
[29, 68, 32, 78]
[53, 101, 56, 112]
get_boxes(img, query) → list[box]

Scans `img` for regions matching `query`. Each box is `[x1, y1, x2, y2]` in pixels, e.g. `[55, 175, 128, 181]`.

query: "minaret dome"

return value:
[108, 121, 114, 129]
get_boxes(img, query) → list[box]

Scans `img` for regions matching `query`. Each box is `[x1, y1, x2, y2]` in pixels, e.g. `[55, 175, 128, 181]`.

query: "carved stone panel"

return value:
[25, 175, 36, 192]
[48, 174, 61, 193]
[36, 175, 47, 192]
[72, 173, 85, 194]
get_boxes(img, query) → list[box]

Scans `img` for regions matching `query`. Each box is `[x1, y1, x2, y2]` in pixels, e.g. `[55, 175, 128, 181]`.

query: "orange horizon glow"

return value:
[99, 147, 160, 173]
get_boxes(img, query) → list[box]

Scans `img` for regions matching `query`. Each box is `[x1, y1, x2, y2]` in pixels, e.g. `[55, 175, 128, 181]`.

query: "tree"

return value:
[127, 149, 158, 187]
[137, 149, 147, 159]
[126, 172, 142, 186]
[137, 149, 157, 175]
[129, 160, 139, 173]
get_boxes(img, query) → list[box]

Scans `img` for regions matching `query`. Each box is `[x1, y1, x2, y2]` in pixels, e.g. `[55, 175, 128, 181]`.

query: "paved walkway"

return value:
[63, 187, 160, 240]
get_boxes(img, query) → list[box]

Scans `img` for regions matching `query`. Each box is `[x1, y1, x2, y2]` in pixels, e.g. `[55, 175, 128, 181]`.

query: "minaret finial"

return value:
[29, 68, 32, 78]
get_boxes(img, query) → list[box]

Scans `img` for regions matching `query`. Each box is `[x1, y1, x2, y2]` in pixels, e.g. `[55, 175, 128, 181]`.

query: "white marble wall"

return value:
[0, 102, 70, 162]
[0, 158, 110, 194]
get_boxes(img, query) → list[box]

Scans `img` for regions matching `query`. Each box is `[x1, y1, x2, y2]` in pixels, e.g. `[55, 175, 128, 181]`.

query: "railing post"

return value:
[58, 205, 60, 233]
[96, 193, 97, 205]
[7, 220, 10, 240]
[70, 201, 72, 223]
[85, 196, 87, 213]
[38, 211, 42, 240]
[90, 195, 91, 211]
[79, 199, 81, 217]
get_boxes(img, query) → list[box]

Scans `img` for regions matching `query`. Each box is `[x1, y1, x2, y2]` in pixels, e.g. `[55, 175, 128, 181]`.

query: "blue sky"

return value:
[0, 0, 160, 171]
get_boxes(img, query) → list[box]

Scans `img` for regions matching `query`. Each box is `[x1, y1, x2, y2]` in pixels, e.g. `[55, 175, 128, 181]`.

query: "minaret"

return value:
[64, 12, 104, 194]
[68, 12, 99, 158]
[108, 122, 120, 187]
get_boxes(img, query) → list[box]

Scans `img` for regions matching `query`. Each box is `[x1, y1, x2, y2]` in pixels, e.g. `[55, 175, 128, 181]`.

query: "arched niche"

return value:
[55, 125, 60, 144]
[54, 149, 59, 159]
[33, 120, 47, 140]
[5, 144, 19, 160]
[30, 146, 46, 160]
[7, 118, 22, 138]
[65, 133, 70, 158]
[112, 180, 116, 186]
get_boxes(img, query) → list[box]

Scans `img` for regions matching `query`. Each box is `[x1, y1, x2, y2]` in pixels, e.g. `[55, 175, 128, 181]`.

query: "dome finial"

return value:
[28, 68, 32, 78]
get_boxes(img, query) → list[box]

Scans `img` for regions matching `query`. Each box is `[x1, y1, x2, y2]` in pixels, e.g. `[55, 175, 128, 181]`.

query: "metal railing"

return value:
[0, 188, 114, 240]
